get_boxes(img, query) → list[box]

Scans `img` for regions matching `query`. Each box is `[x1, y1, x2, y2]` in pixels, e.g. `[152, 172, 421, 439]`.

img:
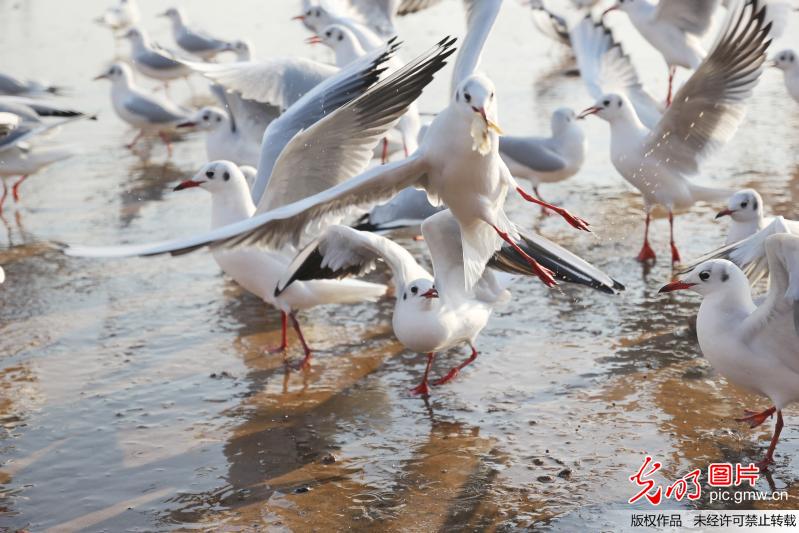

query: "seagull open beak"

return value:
[421, 288, 439, 299]
[601, 5, 619, 17]
[577, 106, 601, 120]
[176, 120, 196, 129]
[658, 280, 696, 294]
[715, 208, 735, 219]
[766, 60, 777, 68]
[472, 106, 503, 134]
[92, 73, 109, 81]
[305, 36, 322, 45]
[292, 15, 305, 21]
[174, 179, 204, 191]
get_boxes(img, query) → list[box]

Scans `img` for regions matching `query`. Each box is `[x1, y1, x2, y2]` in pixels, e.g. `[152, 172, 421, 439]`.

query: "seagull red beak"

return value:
[305, 36, 322, 45]
[471, 106, 503, 134]
[658, 280, 696, 294]
[577, 106, 601, 120]
[174, 179, 204, 191]
[421, 288, 439, 299]
[176, 121, 196, 129]
[292, 15, 305, 21]
[601, 5, 619, 17]
[715, 208, 735, 219]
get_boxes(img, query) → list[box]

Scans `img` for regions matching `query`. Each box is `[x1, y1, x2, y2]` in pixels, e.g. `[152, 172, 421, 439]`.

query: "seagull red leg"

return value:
[736, 406, 776, 428]
[757, 410, 784, 471]
[492, 224, 557, 287]
[381, 137, 389, 164]
[265, 311, 289, 354]
[666, 66, 676, 107]
[636, 211, 656, 263]
[0, 181, 7, 214]
[159, 131, 173, 157]
[433, 343, 478, 386]
[11, 175, 28, 203]
[516, 186, 590, 231]
[410, 352, 435, 396]
[533, 186, 551, 216]
[669, 210, 681, 264]
[126, 130, 143, 150]
[289, 312, 313, 370]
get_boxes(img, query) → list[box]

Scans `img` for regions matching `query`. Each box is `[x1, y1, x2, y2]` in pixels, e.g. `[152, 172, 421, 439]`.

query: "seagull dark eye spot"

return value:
[325, 31, 331, 37]
[617, 100, 622, 108]
[216, 116, 221, 122]
[402, 293, 407, 300]
[721, 271, 729, 282]
[699, 271, 710, 281]
[464, 93, 471, 103]
[337, 34, 343, 41]
[223, 171, 230, 181]
[490, 92, 494, 99]
[314, 9, 320, 16]
[455, 91, 460, 102]
[411, 286, 418, 294]
[202, 114, 209, 121]
[206, 170, 214, 179]
[752, 199, 758, 210]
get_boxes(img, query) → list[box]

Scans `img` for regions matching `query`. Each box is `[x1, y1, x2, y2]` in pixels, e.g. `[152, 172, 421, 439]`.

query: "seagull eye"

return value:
[740, 201, 747, 208]
[411, 286, 418, 294]
[603, 99, 610, 106]
[699, 271, 710, 281]
[202, 114, 209, 121]
[206, 170, 215, 179]
[464, 93, 471, 103]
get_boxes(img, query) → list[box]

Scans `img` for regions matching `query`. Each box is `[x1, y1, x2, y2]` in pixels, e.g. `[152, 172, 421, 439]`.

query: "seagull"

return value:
[94, 62, 192, 155]
[122, 27, 192, 91]
[159, 7, 234, 61]
[278, 208, 623, 395]
[353, 187, 442, 232]
[601, 0, 720, 105]
[295, 0, 386, 50]
[95, 0, 140, 34]
[715, 189, 770, 245]
[770, 49, 799, 104]
[229, 40, 254, 62]
[499, 108, 586, 210]
[0, 96, 85, 122]
[660, 233, 799, 470]
[0, 72, 66, 97]
[172, 161, 388, 369]
[176, 85, 278, 167]
[525, 0, 571, 47]
[65, 40, 457, 365]
[0, 146, 74, 211]
[577, 0, 770, 264]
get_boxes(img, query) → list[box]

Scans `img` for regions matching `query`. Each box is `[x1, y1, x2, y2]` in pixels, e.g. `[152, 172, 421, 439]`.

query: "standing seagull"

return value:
[95, 0, 140, 34]
[771, 50, 799, 104]
[499, 108, 586, 210]
[123, 27, 192, 91]
[602, 0, 720, 105]
[94, 63, 191, 155]
[173, 162, 387, 369]
[279, 209, 622, 394]
[160, 7, 234, 61]
[577, 0, 771, 264]
[660, 234, 799, 470]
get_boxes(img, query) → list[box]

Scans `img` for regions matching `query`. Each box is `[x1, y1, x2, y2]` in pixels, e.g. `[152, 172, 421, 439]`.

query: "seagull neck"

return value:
[334, 39, 366, 67]
[211, 186, 256, 228]
[608, 113, 647, 147]
[699, 288, 756, 331]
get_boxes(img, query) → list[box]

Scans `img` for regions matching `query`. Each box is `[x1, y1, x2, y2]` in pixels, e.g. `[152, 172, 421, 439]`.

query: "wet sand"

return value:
[1, 1, 799, 531]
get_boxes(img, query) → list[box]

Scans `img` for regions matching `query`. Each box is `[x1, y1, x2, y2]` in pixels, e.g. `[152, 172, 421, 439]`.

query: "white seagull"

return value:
[660, 233, 799, 470]
[94, 62, 192, 155]
[602, 0, 720, 105]
[172, 161, 387, 369]
[278, 208, 623, 394]
[95, 0, 140, 34]
[160, 7, 234, 61]
[0, 146, 75, 211]
[577, 0, 771, 264]
[715, 189, 770, 245]
[499, 108, 586, 210]
[122, 27, 192, 91]
[0, 72, 65, 97]
[771, 49, 799, 104]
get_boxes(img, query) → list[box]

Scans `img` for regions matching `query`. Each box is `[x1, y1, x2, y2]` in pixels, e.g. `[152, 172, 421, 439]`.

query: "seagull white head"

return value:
[122, 26, 145, 44]
[659, 259, 748, 297]
[551, 108, 579, 136]
[294, 3, 331, 33]
[93, 62, 133, 84]
[577, 93, 634, 123]
[159, 7, 184, 23]
[177, 106, 229, 132]
[454, 74, 503, 155]
[229, 40, 252, 61]
[771, 50, 797, 71]
[716, 188, 763, 222]
[173, 160, 247, 195]
[401, 279, 439, 307]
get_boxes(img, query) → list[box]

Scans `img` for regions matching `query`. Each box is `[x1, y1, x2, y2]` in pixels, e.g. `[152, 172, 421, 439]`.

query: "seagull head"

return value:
[159, 7, 182, 22]
[93, 62, 131, 83]
[577, 93, 630, 123]
[227, 40, 253, 61]
[177, 106, 229, 132]
[455, 74, 503, 155]
[122, 27, 144, 43]
[174, 161, 247, 196]
[716, 189, 764, 223]
[770, 49, 797, 71]
[294, 4, 329, 33]
[602, 0, 636, 17]
[402, 279, 439, 307]
[551, 108, 581, 136]
[659, 259, 747, 298]
[313, 24, 356, 50]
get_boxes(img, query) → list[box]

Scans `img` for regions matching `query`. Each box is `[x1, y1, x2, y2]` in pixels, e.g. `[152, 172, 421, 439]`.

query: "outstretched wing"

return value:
[450, 0, 503, 95]
[398, 0, 443, 15]
[653, 0, 719, 36]
[256, 37, 455, 214]
[570, 15, 662, 128]
[276, 224, 431, 296]
[210, 84, 279, 143]
[643, 0, 771, 176]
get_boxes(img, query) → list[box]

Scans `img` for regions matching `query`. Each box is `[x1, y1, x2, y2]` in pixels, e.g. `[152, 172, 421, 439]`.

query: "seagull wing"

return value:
[276, 223, 431, 296]
[123, 93, 187, 124]
[397, 0, 444, 15]
[653, 0, 720, 35]
[570, 15, 662, 129]
[450, 0, 503, 95]
[499, 135, 567, 173]
[643, 0, 771, 176]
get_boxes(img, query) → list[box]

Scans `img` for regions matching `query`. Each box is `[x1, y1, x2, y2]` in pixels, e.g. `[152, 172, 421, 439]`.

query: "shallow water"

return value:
[1, 0, 799, 531]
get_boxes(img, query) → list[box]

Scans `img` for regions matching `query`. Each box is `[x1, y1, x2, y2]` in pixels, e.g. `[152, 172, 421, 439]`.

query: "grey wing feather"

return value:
[398, 0, 444, 15]
[359, 187, 442, 230]
[137, 50, 185, 70]
[499, 136, 567, 172]
[0, 73, 28, 95]
[654, 0, 719, 35]
[179, 31, 228, 53]
[123, 95, 187, 124]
